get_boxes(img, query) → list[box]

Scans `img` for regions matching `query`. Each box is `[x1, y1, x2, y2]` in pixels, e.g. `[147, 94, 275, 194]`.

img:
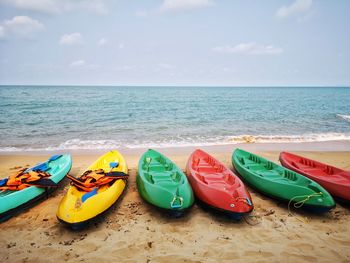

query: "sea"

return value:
[0, 86, 349, 152]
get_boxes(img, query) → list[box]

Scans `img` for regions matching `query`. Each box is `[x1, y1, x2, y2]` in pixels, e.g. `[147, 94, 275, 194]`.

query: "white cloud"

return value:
[70, 59, 85, 67]
[159, 0, 214, 13]
[60, 32, 83, 46]
[0, 16, 45, 39]
[70, 60, 101, 69]
[213, 43, 283, 55]
[0, 0, 108, 15]
[98, 38, 107, 46]
[276, 0, 312, 18]
[0, 26, 4, 38]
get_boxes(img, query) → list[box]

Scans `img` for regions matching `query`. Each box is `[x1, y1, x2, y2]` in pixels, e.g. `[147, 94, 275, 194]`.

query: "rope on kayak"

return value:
[243, 213, 261, 226]
[289, 192, 323, 209]
[287, 192, 323, 222]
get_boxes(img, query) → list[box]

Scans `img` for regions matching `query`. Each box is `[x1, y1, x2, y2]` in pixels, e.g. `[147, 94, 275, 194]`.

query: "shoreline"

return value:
[0, 140, 349, 156]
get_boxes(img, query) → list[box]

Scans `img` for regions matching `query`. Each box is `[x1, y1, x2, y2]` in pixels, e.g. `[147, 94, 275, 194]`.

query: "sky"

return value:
[0, 0, 349, 86]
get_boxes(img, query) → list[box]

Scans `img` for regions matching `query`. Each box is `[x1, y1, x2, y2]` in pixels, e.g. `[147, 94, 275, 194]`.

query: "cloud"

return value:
[213, 43, 283, 55]
[0, 16, 45, 39]
[0, 26, 4, 38]
[70, 60, 101, 69]
[276, 0, 312, 18]
[159, 0, 214, 13]
[98, 38, 107, 46]
[0, 0, 108, 15]
[70, 59, 85, 67]
[60, 32, 83, 46]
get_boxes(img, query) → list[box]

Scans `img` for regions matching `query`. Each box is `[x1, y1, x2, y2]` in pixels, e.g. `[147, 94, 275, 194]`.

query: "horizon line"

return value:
[1, 84, 350, 88]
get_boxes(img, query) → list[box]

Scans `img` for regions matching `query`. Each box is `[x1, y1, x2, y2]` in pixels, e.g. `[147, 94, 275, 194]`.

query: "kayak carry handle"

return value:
[246, 197, 252, 206]
[170, 195, 183, 209]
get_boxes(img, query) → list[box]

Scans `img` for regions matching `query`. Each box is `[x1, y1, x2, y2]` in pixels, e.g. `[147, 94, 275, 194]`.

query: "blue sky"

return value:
[0, 0, 349, 86]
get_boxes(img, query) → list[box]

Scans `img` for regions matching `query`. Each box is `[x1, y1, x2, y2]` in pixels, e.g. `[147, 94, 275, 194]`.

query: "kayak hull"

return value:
[0, 154, 72, 222]
[186, 149, 253, 218]
[232, 149, 335, 212]
[56, 150, 128, 228]
[137, 149, 194, 214]
[280, 152, 350, 202]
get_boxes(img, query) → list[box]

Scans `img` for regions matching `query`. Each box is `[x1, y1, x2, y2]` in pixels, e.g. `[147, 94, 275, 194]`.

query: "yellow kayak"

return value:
[57, 150, 128, 229]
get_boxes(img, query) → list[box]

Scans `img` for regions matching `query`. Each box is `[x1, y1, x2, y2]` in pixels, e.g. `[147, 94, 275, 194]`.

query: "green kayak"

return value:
[232, 149, 335, 212]
[0, 154, 72, 222]
[137, 149, 194, 215]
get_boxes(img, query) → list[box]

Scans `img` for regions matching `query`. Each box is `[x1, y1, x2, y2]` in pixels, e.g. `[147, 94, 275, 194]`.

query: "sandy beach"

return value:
[0, 144, 349, 263]
[1, 0, 350, 261]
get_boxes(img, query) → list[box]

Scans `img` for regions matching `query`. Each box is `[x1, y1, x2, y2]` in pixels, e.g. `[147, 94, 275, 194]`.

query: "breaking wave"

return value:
[336, 114, 350, 122]
[1, 133, 349, 152]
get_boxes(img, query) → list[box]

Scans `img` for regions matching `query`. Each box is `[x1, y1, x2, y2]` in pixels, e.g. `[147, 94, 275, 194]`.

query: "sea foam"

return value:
[1, 133, 349, 152]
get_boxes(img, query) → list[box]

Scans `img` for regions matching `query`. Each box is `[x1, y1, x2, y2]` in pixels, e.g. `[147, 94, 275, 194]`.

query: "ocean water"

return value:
[0, 86, 349, 152]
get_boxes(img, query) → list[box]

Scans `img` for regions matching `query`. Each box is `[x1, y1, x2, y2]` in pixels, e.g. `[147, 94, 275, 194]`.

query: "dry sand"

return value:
[0, 148, 350, 263]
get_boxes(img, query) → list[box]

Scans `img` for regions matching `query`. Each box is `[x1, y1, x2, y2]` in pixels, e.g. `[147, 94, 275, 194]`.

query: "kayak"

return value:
[232, 149, 335, 212]
[137, 149, 194, 216]
[57, 150, 128, 229]
[186, 149, 253, 218]
[280, 151, 350, 202]
[0, 154, 72, 222]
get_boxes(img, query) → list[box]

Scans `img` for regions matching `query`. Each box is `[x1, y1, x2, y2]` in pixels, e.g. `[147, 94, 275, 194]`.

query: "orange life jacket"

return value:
[0, 168, 55, 191]
[66, 169, 128, 192]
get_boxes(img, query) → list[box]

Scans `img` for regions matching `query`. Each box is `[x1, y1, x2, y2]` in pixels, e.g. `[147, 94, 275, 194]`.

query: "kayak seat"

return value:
[151, 171, 182, 185]
[245, 163, 263, 169]
[255, 170, 281, 179]
[206, 181, 227, 189]
[291, 161, 331, 176]
[303, 167, 322, 173]
[203, 174, 225, 184]
[292, 161, 312, 170]
[199, 158, 213, 166]
[149, 164, 166, 172]
[246, 165, 265, 172]
[242, 158, 257, 165]
[197, 167, 216, 173]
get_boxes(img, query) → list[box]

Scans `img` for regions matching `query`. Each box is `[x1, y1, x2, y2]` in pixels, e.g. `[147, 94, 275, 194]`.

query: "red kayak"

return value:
[186, 149, 253, 218]
[280, 152, 350, 202]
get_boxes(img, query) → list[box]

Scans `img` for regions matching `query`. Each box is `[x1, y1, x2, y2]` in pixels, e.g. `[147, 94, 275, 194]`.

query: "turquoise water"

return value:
[0, 86, 349, 151]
